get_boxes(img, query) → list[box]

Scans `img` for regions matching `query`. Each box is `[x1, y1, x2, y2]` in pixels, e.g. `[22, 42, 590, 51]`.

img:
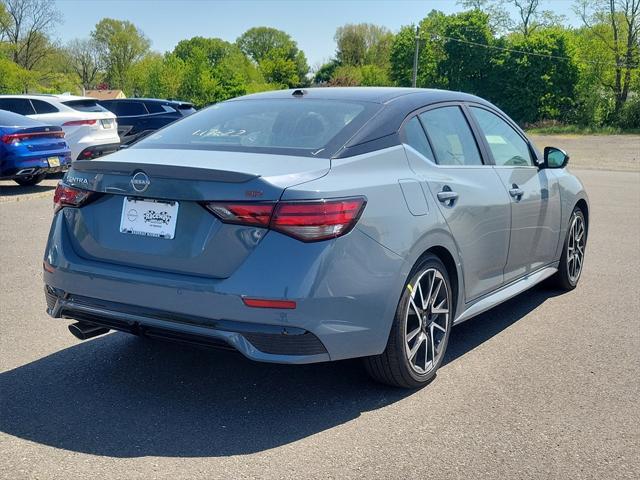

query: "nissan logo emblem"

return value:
[131, 172, 150, 193]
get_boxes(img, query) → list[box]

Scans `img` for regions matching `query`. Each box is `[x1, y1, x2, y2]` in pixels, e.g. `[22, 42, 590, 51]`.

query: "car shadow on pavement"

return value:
[0, 285, 561, 458]
[0, 183, 56, 198]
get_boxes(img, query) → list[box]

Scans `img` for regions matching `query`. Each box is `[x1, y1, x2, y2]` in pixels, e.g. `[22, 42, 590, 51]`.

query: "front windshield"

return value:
[133, 98, 377, 158]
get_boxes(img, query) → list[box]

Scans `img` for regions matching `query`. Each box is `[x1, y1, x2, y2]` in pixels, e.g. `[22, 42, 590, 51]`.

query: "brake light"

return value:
[204, 197, 366, 242]
[271, 198, 366, 241]
[1, 131, 65, 143]
[53, 182, 95, 213]
[204, 203, 274, 226]
[62, 119, 97, 126]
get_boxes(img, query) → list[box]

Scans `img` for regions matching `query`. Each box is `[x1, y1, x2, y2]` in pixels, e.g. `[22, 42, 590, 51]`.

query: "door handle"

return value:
[437, 187, 458, 205]
[509, 184, 524, 199]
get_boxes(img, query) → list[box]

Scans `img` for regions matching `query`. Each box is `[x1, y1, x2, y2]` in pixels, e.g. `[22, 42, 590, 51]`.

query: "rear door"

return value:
[402, 104, 512, 301]
[468, 105, 561, 282]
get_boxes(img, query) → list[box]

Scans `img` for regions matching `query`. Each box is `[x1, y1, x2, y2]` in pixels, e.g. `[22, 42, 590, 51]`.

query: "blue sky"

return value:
[54, 0, 579, 68]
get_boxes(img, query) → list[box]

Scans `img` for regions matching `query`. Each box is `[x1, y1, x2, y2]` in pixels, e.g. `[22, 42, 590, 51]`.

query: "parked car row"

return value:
[0, 94, 195, 186]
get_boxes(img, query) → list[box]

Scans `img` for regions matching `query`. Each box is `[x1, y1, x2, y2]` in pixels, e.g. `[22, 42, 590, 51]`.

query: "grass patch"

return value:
[526, 124, 640, 135]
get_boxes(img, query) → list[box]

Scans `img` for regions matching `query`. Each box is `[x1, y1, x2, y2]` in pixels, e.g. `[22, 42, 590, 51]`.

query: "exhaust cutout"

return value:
[68, 322, 110, 340]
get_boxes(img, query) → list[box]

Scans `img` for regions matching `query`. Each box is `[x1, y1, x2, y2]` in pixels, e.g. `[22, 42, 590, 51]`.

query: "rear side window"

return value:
[470, 106, 532, 166]
[110, 101, 147, 116]
[145, 102, 170, 114]
[31, 99, 59, 114]
[134, 99, 377, 158]
[420, 106, 483, 166]
[403, 117, 435, 161]
[0, 98, 35, 115]
[62, 99, 109, 113]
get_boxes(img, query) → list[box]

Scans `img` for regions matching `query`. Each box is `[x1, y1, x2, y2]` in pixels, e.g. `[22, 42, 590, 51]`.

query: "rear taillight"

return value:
[62, 119, 97, 126]
[204, 197, 366, 242]
[1, 131, 65, 144]
[53, 182, 95, 213]
[204, 203, 274, 227]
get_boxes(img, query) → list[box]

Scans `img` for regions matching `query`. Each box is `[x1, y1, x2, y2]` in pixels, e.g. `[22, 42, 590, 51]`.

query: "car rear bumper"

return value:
[76, 142, 121, 160]
[43, 211, 406, 363]
[1, 164, 69, 179]
[45, 286, 330, 363]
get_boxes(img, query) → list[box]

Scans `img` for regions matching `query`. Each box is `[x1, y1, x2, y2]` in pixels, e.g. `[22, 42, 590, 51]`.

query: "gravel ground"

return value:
[0, 136, 639, 479]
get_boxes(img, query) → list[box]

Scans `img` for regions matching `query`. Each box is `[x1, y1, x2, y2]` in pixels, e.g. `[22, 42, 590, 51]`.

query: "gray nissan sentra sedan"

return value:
[43, 87, 589, 388]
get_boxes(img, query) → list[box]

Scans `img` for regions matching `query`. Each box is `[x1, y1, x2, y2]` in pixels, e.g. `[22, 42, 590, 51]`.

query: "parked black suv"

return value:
[98, 98, 196, 145]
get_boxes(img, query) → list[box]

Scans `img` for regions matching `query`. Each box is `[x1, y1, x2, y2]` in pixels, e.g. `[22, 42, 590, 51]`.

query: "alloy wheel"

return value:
[567, 213, 586, 284]
[404, 268, 450, 375]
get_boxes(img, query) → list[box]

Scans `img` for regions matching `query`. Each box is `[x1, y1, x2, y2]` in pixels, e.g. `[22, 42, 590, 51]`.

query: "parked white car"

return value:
[0, 94, 120, 161]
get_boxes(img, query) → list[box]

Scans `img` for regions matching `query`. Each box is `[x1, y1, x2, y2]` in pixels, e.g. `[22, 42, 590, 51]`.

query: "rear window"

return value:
[62, 99, 109, 113]
[133, 99, 378, 158]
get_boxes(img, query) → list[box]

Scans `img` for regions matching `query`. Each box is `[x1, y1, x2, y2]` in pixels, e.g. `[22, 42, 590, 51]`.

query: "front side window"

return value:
[419, 106, 483, 166]
[134, 99, 377, 158]
[402, 116, 435, 161]
[470, 106, 532, 166]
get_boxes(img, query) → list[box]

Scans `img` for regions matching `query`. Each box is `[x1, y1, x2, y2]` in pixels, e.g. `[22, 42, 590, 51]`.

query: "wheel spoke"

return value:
[429, 278, 443, 308]
[416, 280, 427, 310]
[432, 297, 448, 314]
[423, 335, 430, 371]
[406, 326, 421, 343]
[430, 321, 447, 333]
[408, 295, 422, 320]
[409, 333, 425, 361]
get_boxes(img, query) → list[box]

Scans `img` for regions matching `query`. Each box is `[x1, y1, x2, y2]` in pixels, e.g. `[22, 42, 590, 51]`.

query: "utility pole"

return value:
[412, 26, 420, 88]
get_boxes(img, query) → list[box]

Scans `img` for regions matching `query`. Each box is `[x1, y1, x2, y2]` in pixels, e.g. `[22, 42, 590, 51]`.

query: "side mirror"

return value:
[543, 146, 569, 169]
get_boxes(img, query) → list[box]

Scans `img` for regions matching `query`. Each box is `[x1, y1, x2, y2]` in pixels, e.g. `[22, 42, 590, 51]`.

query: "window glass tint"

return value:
[31, 99, 59, 114]
[62, 99, 109, 113]
[403, 117, 435, 161]
[161, 105, 178, 113]
[0, 98, 35, 115]
[135, 99, 372, 156]
[144, 102, 167, 114]
[471, 107, 532, 166]
[419, 106, 483, 166]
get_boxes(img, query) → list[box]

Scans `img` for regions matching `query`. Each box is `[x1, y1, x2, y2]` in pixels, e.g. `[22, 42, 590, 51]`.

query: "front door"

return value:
[468, 105, 561, 282]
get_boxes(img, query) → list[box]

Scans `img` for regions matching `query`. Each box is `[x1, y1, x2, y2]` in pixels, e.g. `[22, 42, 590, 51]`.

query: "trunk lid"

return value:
[62, 148, 329, 278]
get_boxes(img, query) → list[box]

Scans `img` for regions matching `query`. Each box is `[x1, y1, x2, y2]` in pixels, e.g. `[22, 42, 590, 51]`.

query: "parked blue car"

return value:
[43, 88, 588, 388]
[0, 109, 72, 186]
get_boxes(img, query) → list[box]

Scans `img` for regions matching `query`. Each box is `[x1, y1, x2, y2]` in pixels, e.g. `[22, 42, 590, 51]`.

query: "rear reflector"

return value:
[1, 131, 65, 143]
[242, 298, 297, 309]
[62, 119, 97, 126]
[203, 197, 366, 242]
[53, 182, 96, 213]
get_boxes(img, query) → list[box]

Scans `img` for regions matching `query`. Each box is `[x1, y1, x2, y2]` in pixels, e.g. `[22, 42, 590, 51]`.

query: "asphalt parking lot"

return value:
[1, 135, 639, 479]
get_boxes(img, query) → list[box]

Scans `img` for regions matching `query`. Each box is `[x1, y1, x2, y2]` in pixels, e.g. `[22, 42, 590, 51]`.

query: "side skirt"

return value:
[453, 265, 558, 325]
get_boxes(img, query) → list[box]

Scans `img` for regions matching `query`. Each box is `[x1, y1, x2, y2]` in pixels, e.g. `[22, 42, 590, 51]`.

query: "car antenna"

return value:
[292, 89, 307, 97]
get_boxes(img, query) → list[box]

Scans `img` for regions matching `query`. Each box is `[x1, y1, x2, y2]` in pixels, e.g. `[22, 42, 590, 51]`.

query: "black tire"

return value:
[364, 254, 453, 388]
[551, 207, 587, 291]
[14, 173, 46, 186]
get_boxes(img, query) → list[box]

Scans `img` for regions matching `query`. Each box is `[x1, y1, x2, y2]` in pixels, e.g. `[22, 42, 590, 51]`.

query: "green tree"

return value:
[437, 10, 495, 94]
[313, 59, 339, 84]
[329, 64, 363, 86]
[334, 23, 394, 68]
[92, 18, 150, 91]
[64, 38, 101, 91]
[0, 0, 61, 69]
[389, 12, 450, 88]
[236, 27, 308, 87]
[576, 0, 640, 116]
[489, 28, 579, 123]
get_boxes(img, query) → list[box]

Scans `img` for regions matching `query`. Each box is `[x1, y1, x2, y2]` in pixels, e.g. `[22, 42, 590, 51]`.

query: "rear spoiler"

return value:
[72, 160, 257, 183]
